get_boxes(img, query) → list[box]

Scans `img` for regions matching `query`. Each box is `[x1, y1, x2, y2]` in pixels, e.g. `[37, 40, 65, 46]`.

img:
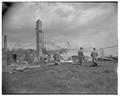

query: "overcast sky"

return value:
[3, 2, 118, 53]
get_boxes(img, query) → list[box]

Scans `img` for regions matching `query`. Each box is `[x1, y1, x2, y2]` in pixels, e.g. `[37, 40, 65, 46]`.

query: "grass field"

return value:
[2, 61, 117, 94]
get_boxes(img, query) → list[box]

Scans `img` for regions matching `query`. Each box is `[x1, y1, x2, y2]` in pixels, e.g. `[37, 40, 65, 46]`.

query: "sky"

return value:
[2, 2, 118, 55]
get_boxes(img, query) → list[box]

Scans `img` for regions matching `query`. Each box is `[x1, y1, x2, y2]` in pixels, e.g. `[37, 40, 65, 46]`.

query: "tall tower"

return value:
[36, 19, 44, 63]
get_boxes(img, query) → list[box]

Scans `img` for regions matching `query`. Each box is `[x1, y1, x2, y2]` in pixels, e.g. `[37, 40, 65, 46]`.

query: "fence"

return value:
[60, 45, 118, 60]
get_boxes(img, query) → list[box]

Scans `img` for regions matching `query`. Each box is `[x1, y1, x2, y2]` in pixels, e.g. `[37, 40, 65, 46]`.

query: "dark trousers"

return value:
[78, 56, 84, 65]
[92, 58, 97, 66]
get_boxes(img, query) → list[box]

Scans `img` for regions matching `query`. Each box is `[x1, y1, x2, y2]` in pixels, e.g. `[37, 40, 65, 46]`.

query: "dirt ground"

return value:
[2, 61, 117, 94]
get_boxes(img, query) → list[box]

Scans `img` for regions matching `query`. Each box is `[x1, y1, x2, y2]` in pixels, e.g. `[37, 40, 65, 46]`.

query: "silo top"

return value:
[36, 19, 42, 31]
[36, 19, 42, 24]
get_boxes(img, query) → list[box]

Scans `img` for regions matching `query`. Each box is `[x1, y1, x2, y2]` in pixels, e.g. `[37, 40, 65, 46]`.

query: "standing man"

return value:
[91, 48, 98, 67]
[78, 47, 84, 65]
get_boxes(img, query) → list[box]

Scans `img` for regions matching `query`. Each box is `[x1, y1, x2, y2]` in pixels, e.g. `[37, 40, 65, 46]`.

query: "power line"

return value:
[99, 45, 118, 50]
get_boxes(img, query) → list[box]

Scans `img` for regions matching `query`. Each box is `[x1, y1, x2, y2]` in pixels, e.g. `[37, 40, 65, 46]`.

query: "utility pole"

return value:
[67, 41, 70, 49]
[36, 19, 44, 63]
[100, 49, 104, 57]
